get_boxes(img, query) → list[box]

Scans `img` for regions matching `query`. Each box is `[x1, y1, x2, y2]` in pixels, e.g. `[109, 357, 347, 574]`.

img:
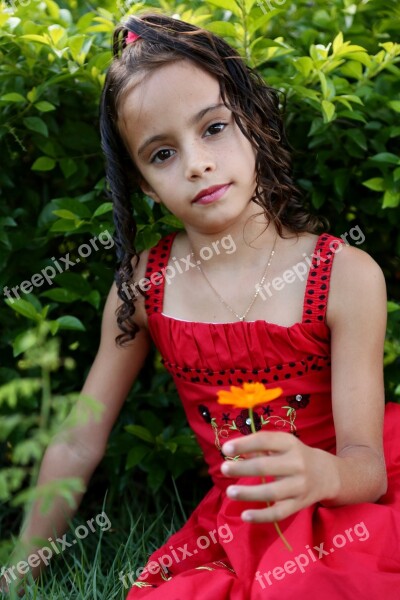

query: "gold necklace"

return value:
[191, 234, 277, 322]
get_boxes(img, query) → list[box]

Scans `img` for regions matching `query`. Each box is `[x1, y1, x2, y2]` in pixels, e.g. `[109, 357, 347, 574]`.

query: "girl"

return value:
[5, 11, 400, 600]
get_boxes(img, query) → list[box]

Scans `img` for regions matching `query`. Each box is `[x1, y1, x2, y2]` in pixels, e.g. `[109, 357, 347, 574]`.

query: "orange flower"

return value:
[217, 382, 282, 409]
[217, 382, 292, 552]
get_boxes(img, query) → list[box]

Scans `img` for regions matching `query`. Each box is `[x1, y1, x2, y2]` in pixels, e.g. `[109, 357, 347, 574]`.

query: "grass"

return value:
[1, 475, 210, 599]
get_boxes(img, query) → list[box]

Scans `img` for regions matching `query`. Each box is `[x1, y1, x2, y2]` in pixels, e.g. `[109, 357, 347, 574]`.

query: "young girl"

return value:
[5, 11, 400, 600]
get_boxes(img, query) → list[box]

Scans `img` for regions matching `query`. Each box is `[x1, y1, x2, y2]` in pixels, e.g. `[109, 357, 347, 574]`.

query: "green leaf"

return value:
[370, 153, 400, 165]
[332, 32, 343, 54]
[125, 445, 149, 470]
[318, 71, 329, 99]
[382, 190, 400, 208]
[248, 10, 284, 35]
[13, 439, 43, 465]
[1, 93, 26, 103]
[158, 215, 185, 229]
[206, 21, 237, 38]
[34, 101, 56, 112]
[387, 301, 400, 313]
[92, 202, 113, 218]
[52, 209, 79, 220]
[83, 290, 101, 309]
[13, 330, 38, 357]
[125, 425, 155, 444]
[4, 298, 41, 322]
[388, 101, 400, 113]
[49, 219, 81, 232]
[32, 157, 56, 171]
[292, 57, 314, 77]
[20, 34, 50, 45]
[348, 129, 367, 151]
[41, 289, 80, 303]
[147, 462, 166, 492]
[52, 197, 92, 219]
[56, 316, 86, 331]
[59, 158, 77, 178]
[206, 0, 242, 18]
[362, 178, 385, 191]
[0, 379, 41, 408]
[23, 117, 48, 137]
[321, 100, 336, 123]
[339, 60, 362, 79]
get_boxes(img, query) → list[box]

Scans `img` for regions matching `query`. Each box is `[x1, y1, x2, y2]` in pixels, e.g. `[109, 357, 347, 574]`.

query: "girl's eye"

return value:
[151, 149, 174, 164]
[206, 122, 227, 135]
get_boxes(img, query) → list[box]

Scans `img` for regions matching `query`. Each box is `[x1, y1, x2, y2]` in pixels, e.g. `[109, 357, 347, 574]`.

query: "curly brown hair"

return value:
[99, 12, 326, 346]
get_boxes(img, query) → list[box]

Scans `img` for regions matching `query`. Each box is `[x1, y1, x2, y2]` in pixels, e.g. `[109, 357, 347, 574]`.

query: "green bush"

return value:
[0, 0, 399, 566]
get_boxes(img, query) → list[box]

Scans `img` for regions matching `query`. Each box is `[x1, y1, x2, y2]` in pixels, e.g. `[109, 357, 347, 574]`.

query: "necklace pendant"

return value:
[239, 316, 245, 321]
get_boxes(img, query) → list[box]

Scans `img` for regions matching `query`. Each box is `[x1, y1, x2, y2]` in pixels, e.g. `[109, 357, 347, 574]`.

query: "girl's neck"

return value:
[182, 217, 294, 274]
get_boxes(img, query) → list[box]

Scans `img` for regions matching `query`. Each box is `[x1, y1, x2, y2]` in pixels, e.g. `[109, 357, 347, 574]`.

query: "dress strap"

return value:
[144, 231, 178, 318]
[302, 233, 345, 324]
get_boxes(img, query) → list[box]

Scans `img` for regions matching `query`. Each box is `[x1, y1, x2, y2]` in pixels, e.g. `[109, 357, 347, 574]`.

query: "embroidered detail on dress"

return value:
[131, 581, 154, 588]
[160, 568, 172, 581]
[287, 393, 310, 409]
[212, 560, 236, 574]
[204, 401, 299, 459]
[194, 561, 236, 574]
[234, 409, 261, 435]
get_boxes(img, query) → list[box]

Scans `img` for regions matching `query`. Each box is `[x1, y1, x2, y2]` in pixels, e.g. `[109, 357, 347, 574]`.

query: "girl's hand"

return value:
[220, 431, 337, 523]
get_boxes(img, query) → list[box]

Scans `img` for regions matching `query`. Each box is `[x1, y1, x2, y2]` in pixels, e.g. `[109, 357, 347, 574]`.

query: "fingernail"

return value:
[221, 462, 230, 474]
[227, 486, 238, 497]
[242, 512, 253, 521]
[222, 443, 234, 454]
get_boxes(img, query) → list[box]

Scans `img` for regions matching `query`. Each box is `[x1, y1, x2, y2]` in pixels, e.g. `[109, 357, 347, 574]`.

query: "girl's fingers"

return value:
[221, 455, 294, 478]
[226, 478, 295, 504]
[222, 431, 296, 457]
[241, 498, 297, 523]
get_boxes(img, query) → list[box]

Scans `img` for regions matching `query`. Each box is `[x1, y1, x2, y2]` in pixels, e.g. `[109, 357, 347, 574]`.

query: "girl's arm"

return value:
[319, 243, 388, 506]
[5, 262, 152, 587]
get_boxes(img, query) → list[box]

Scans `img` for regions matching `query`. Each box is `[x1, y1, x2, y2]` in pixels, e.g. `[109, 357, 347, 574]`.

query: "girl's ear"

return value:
[139, 178, 162, 204]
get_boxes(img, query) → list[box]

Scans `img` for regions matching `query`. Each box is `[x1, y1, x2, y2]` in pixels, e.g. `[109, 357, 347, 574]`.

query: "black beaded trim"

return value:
[301, 233, 344, 325]
[144, 232, 178, 317]
[160, 355, 331, 386]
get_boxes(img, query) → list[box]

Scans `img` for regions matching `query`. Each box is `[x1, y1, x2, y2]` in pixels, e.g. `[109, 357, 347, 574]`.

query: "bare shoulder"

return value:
[327, 242, 387, 328]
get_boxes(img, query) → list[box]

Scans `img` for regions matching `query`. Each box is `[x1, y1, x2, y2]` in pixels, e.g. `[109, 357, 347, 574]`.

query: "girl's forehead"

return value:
[118, 61, 223, 142]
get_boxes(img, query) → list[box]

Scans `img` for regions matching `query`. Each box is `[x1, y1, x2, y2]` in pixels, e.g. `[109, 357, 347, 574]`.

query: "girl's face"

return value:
[118, 59, 258, 235]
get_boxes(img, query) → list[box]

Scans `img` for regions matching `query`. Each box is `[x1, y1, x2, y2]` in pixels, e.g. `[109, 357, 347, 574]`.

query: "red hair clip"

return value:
[126, 31, 141, 44]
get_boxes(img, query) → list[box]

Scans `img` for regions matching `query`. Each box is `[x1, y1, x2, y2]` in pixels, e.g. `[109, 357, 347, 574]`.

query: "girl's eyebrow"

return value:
[137, 102, 227, 157]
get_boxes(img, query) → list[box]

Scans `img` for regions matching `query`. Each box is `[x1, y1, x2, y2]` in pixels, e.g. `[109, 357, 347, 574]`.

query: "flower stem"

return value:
[249, 407, 292, 552]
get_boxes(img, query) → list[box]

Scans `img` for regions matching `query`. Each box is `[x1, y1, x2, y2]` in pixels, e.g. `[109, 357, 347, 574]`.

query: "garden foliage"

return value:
[0, 0, 399, 560]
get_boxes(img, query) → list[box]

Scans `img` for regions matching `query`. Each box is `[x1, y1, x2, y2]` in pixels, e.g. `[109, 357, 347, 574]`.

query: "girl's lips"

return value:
[193, 184, 231, 205]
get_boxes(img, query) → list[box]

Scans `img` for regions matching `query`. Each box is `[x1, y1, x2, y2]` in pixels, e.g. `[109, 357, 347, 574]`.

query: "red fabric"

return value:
[126, 232, 400, 599]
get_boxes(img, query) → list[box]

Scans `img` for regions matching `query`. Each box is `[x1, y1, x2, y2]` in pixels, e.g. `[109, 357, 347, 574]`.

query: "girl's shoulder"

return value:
[330, 239, 385, 288]
[327, 239, 386, 329]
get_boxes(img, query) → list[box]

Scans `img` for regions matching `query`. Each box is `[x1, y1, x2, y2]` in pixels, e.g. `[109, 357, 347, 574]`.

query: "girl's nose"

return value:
[184, 144, 216, 179]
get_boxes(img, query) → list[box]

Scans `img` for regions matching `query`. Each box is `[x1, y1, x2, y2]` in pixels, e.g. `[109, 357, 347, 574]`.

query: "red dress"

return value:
[126, 232, 400, 599]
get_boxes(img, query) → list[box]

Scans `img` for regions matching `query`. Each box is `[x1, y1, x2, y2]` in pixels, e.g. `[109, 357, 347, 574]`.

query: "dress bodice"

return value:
[143, 232, 344, 486]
